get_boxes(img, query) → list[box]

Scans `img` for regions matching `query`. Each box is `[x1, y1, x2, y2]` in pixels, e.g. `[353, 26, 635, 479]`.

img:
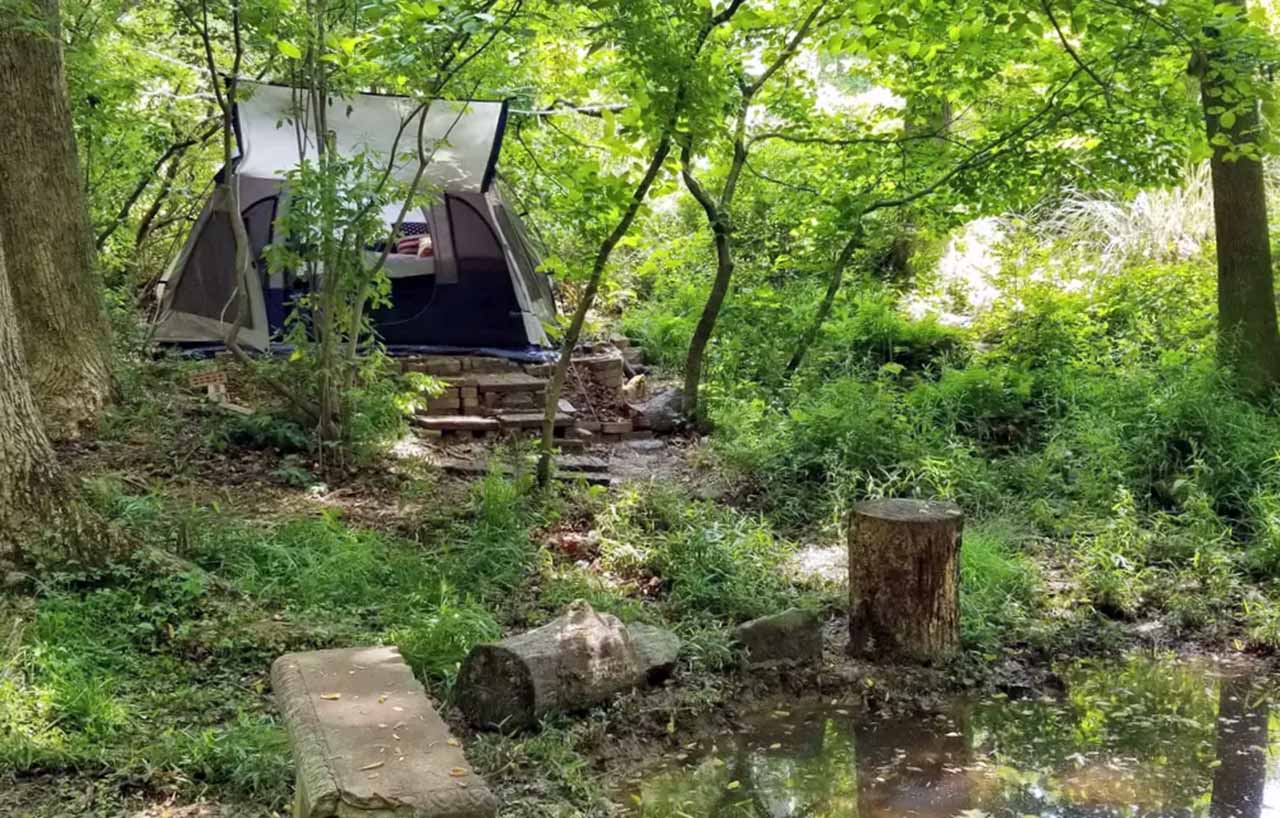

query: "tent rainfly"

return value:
[153, 82, 556, 354]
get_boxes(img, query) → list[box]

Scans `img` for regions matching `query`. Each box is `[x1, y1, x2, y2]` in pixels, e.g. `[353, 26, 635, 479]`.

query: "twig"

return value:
[1041, 0, 1113, 104]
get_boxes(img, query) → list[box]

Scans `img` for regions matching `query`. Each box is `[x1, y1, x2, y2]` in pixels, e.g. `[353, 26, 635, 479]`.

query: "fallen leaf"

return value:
[360, 761, 384, 771]
[450, 767, 467, 777]
[321, 693, 341, 700]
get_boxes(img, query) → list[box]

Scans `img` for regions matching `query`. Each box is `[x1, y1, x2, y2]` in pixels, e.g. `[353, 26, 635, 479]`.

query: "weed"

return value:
[959, 520, 1041, 648]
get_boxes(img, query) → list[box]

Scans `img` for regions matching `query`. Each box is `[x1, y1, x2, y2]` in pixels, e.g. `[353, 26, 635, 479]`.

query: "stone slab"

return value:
[471, 372, 548, 393]
[272, 646, 497, 818]
[496, 412, 573, 429]
[415, 416, 501, 432]
[734, 609, 822, 669]
[555, 455, 609, 474]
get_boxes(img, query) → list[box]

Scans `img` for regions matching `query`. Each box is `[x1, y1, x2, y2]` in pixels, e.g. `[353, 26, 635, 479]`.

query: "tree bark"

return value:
[885, 96, 951, 278]
[536, 136, 672, 485]
[680, 140, 738, 422]
[679, 2, 825, 419]
[786, 231, 861, 374]
[848, 498, 963, 662]
[1199, 0, 1280, 394]
[456, 602, 679, 732]
[0, 0, 112, 438]
[535, 1, 749, 484]
[0, 237, 62, 562]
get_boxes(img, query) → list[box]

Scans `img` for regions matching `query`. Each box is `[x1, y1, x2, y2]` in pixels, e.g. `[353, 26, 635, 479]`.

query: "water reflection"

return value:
[628, 657, 1279, 818]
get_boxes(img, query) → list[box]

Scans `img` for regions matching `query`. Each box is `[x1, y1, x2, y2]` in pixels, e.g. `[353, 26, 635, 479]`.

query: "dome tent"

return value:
[153, 81, 555, 355]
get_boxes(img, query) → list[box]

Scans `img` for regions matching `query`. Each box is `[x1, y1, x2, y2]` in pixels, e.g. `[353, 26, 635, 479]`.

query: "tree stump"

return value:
[456, 601, 679, 732]
[848, 498, 963, 662]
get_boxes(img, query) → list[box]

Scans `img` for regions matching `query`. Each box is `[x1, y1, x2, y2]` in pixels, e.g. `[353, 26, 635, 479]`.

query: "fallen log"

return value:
[456, 601, 679, 731]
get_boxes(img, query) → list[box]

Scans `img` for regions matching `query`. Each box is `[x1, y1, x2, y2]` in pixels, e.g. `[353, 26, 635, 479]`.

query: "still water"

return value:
[627, 656, 1279, 818]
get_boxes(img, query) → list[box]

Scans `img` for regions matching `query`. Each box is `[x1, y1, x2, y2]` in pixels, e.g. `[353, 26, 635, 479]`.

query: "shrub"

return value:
[598, 486, 801, 621]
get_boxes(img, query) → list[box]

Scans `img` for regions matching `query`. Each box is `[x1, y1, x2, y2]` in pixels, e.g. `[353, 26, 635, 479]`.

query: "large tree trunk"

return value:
[884, 97, 951, 279]
[848, 498, 963, 662]
[0, 0, 112, 439]
[1199, 0, 1280, 394]
[0, 238, 62, 562]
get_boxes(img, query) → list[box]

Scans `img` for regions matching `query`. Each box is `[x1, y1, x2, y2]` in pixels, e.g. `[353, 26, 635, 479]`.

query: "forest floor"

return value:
[2, 359, 1272, 818]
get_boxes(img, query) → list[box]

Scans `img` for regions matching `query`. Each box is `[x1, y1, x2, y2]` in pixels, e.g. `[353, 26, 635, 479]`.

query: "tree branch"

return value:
[1041, 0, 1113, 103]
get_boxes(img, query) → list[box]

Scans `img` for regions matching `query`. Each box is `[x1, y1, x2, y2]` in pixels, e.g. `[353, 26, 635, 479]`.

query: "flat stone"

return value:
[555, 455, 609, 474]
[624, 439, 664, 452]
[471, 372, 548, 393]
[496, 412, 573, 429]
[627, 623, 680, 683]
[272, 646, 497, 818]
[415, 416, 501, 432]
[734, 609, 822, 669]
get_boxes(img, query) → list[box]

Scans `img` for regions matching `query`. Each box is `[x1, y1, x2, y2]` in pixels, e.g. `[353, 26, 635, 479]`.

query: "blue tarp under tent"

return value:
[152, 81, 556, 355]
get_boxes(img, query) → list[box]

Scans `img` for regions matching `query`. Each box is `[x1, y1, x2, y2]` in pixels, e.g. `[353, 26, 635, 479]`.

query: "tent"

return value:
[153, 81, 556, 354]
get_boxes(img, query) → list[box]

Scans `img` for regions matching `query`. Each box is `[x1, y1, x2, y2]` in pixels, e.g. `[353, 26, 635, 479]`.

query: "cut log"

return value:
[848, 498, 963, 662]
[456, 601, 678, 732]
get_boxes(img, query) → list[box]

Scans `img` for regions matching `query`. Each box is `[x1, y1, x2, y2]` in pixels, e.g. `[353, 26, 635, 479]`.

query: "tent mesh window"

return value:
[170, 210, 256, 330]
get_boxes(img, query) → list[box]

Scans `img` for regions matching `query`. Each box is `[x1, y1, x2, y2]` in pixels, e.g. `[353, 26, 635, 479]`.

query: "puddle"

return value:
[626, 656, 1279, 818]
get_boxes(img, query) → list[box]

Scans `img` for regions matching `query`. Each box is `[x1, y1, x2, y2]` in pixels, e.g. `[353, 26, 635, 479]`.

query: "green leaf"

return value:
[277, 40, 302, 60]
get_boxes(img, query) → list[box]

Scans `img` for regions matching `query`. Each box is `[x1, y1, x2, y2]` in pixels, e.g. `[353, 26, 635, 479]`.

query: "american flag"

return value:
[395, 222, 432, 256]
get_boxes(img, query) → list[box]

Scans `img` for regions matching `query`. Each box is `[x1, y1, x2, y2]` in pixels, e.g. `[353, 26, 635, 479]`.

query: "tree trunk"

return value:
[0, 0, 112, 439]
[884, 97, 951, 279]
[1199, 0, 1280, 394]
[0, 237, 62, 562]
[1210, 675, 1267, 818]
[455, 601, 679, 732]
[681, 223, 733, 421]
[848, 498, 963, 661]
[537, 137, 672, 485]
[786, 231, 861, 375]
[680, 135, 740, 422]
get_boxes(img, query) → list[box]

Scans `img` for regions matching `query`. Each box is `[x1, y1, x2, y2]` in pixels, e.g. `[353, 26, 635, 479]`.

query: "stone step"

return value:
[448, 372, 548, 393]
[496, 412, 574, 429]
[272, 646, 496, 818]
[554, 454, 609, 474]
[438, 456, 615, 486]
[413, 415, 502, 432]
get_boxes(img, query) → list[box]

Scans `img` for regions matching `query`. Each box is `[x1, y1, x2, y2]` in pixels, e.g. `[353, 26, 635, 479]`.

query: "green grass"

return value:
[959, 520, 1041, 649]
[0, 467, 545, 809]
